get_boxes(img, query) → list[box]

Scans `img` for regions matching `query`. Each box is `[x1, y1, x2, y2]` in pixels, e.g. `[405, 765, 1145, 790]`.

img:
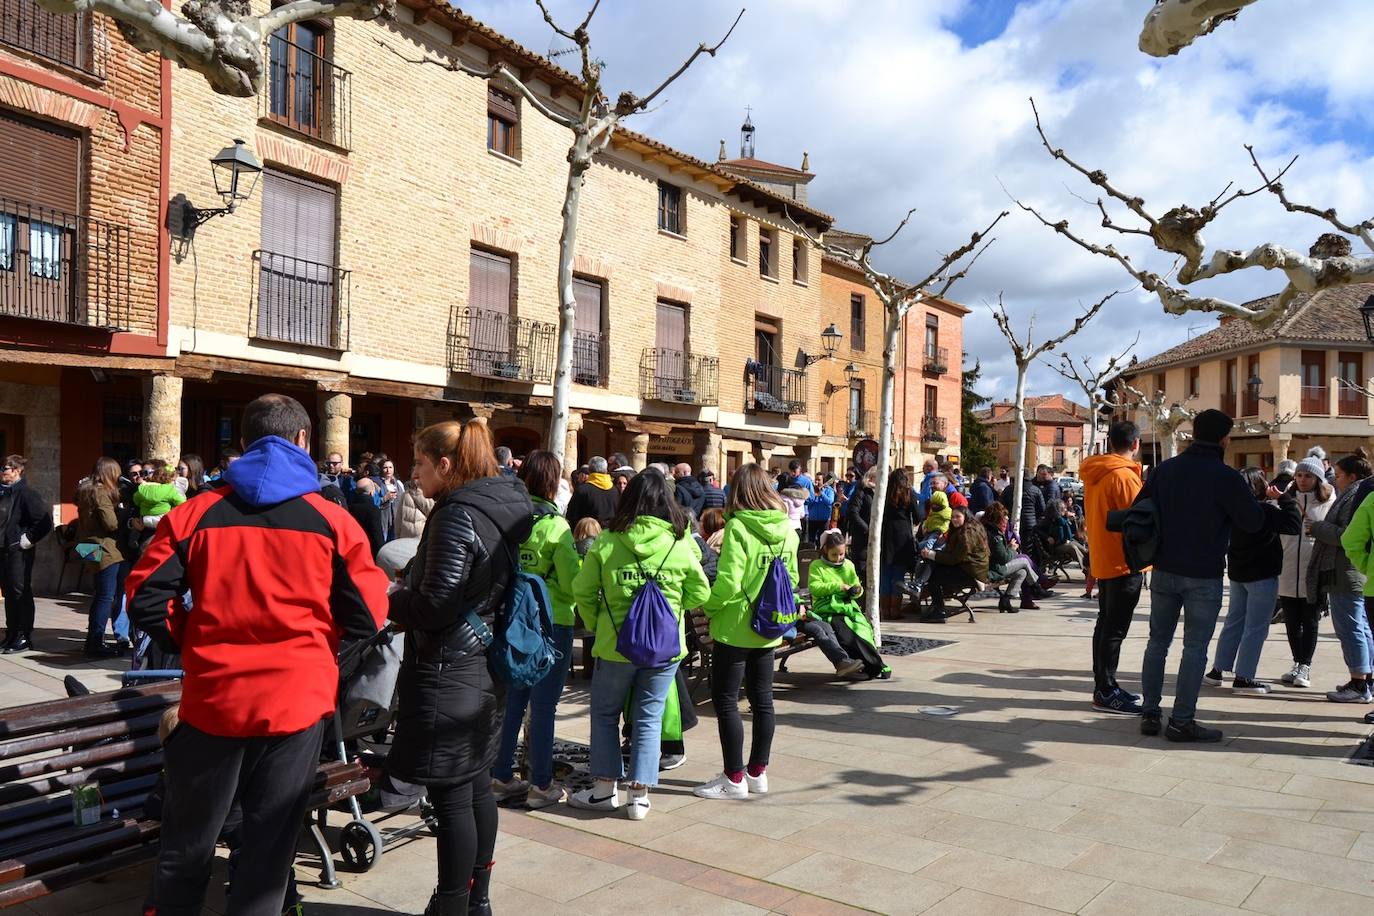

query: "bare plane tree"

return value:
[1051, 332, 1139, 455]
[1139, 0, 1262, 56]
[36, 0, 394, 96]
[992, 292, 1114, 532]
[1017, 98, 1374, 328]
[1119, 383, 1197, 460]
[385, 1, 742, 467]
[792, 209, 1007, 639]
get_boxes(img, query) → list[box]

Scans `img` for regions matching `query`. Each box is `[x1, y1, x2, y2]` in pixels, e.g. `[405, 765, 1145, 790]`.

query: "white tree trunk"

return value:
[1011, 363, 1029, 534]
[1163, 432, 1180, 460]
[547, 138, 593, 468]
[864, 310, 902, 641]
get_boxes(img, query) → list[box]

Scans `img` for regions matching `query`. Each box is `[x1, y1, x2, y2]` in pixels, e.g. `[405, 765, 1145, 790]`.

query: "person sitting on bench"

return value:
[806, 531, 890, 679]
[917, 506, 990, 625]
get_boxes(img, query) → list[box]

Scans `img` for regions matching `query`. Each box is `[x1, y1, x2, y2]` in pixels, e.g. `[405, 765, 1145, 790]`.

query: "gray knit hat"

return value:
[1296, 457, 1326, 479]
[1306, 445, 1328, 461]
[1276, 459, 1297, 477]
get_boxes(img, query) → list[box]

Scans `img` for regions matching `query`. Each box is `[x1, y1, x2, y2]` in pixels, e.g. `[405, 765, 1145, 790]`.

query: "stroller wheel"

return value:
[339, 819, 384, 872]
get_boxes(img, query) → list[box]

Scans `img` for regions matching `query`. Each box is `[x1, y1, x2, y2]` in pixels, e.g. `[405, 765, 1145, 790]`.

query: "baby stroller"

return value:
[317, 623, 436, 886]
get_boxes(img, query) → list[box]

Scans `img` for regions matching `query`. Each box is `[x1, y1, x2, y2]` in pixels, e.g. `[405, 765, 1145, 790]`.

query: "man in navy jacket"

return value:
[1138, 409, 1264, 743]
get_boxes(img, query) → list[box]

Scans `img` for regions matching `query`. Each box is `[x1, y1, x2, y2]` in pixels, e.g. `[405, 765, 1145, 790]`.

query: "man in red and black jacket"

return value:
[129, 394, 388, 916]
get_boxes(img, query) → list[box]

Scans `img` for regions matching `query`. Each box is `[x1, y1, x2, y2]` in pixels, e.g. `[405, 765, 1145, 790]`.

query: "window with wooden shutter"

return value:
[573, 276, 606, 386]
[658, 182, 682, 235]
[655, 299, 689, 392]
[256, 167, 342, 348]
[758, 227, 775, 278]
[487, 87, 519, 158]
[792, 237, 807, 283]
[467, 249, 514, 376]
[0, 111, 80, 322]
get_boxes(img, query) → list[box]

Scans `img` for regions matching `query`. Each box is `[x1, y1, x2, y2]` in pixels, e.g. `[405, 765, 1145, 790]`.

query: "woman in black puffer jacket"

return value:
[389, 420, 533, 916]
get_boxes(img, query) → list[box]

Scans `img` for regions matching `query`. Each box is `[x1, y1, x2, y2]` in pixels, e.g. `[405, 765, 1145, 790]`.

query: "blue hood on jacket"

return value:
[223, 436, 322, 507]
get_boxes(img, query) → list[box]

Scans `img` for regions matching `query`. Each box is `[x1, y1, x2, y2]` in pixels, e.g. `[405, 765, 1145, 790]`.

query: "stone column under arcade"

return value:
[142, 374, 182, 461]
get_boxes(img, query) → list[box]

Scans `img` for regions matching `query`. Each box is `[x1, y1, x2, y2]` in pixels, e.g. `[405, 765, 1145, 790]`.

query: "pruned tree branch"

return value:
[37, 0, 394, 96]
[619, 8, 745, 116]
[1020, 96, 1374, 329]
[1139, 0, 1261, 56]
[1119, 383, 1198, 458]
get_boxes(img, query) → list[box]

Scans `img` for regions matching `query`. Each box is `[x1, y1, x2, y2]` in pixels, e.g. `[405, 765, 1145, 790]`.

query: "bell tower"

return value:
[740, 108, 755, 158]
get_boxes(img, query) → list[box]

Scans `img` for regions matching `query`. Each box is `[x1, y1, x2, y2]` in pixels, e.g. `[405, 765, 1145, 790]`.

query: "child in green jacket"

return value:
[695, 464, 798, 802]
[808, 530, 890, 679]
[492, 452, 583, 809]
[568, 470, 709, 821]
[133, 465, 186, 524]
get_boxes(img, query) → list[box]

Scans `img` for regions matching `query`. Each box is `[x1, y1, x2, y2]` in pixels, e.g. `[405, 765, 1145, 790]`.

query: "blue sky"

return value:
[457, 0, 1374, 400]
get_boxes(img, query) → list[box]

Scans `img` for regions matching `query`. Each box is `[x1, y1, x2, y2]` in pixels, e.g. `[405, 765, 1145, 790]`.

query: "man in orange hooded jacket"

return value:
[1081, 420, 1144, 715]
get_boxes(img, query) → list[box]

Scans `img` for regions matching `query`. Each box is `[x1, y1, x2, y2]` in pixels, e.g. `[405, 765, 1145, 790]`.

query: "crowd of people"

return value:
[8, 393, 1374, 914]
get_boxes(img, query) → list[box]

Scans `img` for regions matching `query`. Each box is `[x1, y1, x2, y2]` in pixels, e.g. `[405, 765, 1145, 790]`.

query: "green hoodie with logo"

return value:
[704, 509, 799, 649]
[520, 497, 582, 627]
[572, 516, 711, 664]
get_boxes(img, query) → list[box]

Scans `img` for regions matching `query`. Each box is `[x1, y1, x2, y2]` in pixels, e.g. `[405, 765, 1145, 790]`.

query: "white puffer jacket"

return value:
[1279, 486, 1336, 598]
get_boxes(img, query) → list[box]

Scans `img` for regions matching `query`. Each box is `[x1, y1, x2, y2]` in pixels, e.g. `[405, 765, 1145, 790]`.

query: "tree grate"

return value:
[880, 635, 954, 656]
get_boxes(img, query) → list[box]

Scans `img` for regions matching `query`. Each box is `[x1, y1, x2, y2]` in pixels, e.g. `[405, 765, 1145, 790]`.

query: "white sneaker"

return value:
[1292, 664, 1312, 688]
[744, 770, 769, 795]
[693, 774, 748, 800]
[626, 787, 650, 820]
[1280, 663, 1301, 685]
[835, 659, 865, 678]
[526, 783, 566, 810]
[490, 776, 529, 801]
[569, 781, 621, 811]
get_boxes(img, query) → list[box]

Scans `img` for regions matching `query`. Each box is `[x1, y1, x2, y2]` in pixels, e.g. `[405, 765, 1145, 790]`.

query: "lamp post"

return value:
[1246, 374, 1278, 406]
[1362, 295, 1374, 341]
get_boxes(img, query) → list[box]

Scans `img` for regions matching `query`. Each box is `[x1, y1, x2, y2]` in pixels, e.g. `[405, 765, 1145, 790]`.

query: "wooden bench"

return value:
[0, 683, 369, 906]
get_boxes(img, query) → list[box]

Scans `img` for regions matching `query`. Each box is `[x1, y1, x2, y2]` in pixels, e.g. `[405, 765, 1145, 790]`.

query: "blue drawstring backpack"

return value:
[751, 547, 799, 640]
[462, 508, 558, 689]
[606, 542, 680, 668]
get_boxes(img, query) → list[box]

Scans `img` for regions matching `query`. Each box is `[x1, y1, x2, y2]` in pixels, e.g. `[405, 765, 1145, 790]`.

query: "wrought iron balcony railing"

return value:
[640, 348, 719, 406]
[847, 408, 875, 439]
[251, 250, 349, 350]
[573, 329, 609, 387]
[1300, 385, 1328, 415]
[923, 345, 949, 375]
[920, 415, 948, 444]
[0, 196, 131, 330]
[746, 360, 807, 415]
[449, 307, 555, 383]
[0, 0, 102, 75]
[263, 34, 352, 148]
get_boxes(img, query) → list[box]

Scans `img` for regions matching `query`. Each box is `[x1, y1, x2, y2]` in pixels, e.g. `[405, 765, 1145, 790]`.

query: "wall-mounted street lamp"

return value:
[1246, 374, 1279, 406]
[1362, 295, 1374, 342]
[824, 361, 860, 397]
[175, 139, 263, 238]
[802, 323, 843, 367]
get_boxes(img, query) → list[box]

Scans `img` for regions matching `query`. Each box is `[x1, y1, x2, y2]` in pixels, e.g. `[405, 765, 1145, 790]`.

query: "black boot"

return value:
[0, 630, 15, 650]
[998, 592, 1017, 614]
[3, 633, 32, 654]
[422, 888, 470, 916]
[469, 861, 494, 916]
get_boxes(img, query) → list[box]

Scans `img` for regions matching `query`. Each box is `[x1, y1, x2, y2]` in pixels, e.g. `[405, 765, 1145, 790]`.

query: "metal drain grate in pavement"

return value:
[880, 635, 953, 656]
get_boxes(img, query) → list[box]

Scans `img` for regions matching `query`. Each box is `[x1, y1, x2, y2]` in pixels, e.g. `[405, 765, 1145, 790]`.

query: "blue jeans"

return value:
[588, 658, 680, 787]
[1328, 592, 1373, 674]
[492, 624, 574, 788]
[110, 560, 132, 642]
[86, 563, 120, 645]
[1142, 570, 1224, 722]
[1212, 577, 1278, 680]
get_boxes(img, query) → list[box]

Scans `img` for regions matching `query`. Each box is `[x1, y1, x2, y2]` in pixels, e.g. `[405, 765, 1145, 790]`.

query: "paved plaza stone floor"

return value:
[3, 588, 1373, 914]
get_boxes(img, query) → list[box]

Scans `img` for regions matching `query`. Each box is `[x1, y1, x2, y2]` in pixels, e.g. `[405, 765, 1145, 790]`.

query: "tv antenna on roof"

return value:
[547, 42, 578, 61]
[1186, 323, 1204, 339]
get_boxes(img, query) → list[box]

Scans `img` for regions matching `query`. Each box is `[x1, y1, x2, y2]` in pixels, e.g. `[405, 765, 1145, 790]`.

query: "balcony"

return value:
[1339, 386, 1368, 418]
[0, 1, 102, 76]
[448, 307, 555, 383]
[847, 409, 875, 439]
[923, 345, 949, 375]
[262, 34, 352, 149]
[1220, 392, 1237, 417]
[0, 197, 132, 330]
[573, 330, 609, 387]
[920, 416, 948, 446]
[639, 348, 719, 406]
[251, 251, 349, 350]
[1301, 385, 1329, 415]
[745, 361, 807, 415]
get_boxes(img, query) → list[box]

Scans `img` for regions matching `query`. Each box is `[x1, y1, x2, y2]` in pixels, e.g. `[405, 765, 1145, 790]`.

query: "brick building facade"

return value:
[0, 1, 170, 589]
[979, 394, 1091, 475]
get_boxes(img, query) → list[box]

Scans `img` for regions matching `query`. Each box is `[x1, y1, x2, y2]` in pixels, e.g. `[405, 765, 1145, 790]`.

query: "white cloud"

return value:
[459, 0, 1374, 400]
